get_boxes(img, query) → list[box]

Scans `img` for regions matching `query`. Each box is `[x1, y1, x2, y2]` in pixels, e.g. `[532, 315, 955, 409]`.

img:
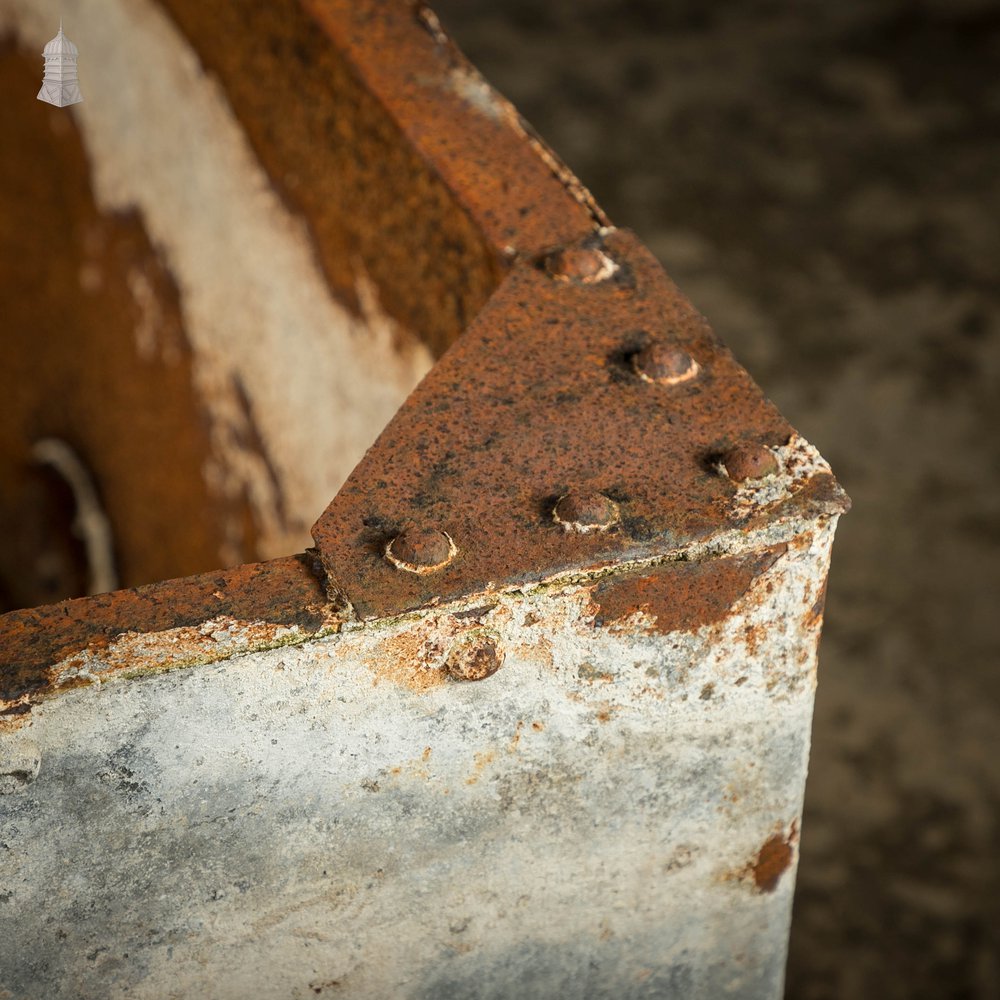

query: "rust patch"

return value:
[591, 545, 786, 636]
[156, 0, 598, 360]
[722, 824, 798, 893]
[0, 42, 255, 611]
[387, 747, 433, 782]
[743, 622, 767, 657]
[804, 580, 829, 629]
[362, 629, 448, 693]
[0, 553, 341, 716]
[306, 0, 605, 246]
[508, 720, 524, 751]
[513, 634, 554, 672]
[752, 833, 795, 893]
[312, 226, 844, 621]
[465, 749, 496, 785]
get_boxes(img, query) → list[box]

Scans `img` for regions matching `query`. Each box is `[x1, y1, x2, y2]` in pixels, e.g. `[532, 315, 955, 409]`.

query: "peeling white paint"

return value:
[1, 0, 433, 561]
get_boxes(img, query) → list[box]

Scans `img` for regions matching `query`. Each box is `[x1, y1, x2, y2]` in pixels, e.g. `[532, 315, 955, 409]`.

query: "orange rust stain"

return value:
[531, 721, 544, 732]
[511, 635, 555, 674]
[508, 720, 524, 751]
[803, 581, 828, 630]
[789, 530, 816, 553]
[591, 546, 786, 636]
[465, 749, 496, 786]
[363, 630, 447, 692]
[389, 748, 434, 782]
[752, 833, 795, 893]
[744, 622, 767, 657]
[0, 713, 31, 735]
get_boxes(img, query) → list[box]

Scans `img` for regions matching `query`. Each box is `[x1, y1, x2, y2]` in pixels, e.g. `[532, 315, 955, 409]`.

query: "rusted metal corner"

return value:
[311, 227, 848, 621]
[303, 0, 609, 254]
[0, 0, 848, 711]
[0, 5, 851, 995]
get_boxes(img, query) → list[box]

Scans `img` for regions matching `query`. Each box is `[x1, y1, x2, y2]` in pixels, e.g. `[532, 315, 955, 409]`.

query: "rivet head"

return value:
[385, 527, 457, 574]
[552, 491, 620, 533]
[720, 443, 780, 482]
[445, 635, 505, 682]
[632, 343, 700, 385]
[544, 246, 617, 284]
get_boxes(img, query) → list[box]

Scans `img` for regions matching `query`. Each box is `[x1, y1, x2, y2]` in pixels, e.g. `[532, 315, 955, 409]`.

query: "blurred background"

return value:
[430, 0, 1000, 996]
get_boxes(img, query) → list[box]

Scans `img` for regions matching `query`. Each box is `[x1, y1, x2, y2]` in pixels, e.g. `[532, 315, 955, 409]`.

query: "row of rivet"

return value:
[382, 245, 779, 681]
[385, 440, 777, 573]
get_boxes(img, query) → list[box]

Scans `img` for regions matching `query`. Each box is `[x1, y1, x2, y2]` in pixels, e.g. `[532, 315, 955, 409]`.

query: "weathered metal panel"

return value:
[312, 228, 846, 621]
[1, 517, 837, 998]
[0, 1, 849, 997]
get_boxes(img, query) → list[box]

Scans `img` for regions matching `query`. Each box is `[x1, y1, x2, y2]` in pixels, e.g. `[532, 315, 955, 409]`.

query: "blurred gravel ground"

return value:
[432, 1, 1000, 996]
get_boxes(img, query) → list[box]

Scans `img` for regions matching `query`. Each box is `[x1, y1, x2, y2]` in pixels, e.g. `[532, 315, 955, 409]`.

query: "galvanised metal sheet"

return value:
[0, 516, 838, 999]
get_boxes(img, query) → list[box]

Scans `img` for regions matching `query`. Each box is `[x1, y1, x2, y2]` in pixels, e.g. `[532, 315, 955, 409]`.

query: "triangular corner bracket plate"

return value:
[311, 228, 794, 621]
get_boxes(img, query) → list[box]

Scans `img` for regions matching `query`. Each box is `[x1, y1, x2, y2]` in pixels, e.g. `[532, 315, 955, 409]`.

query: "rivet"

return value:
[444, 634, 505, 682]
[544, 246, 617, 284]
[385, 527, 457, 574]
[632, 343, 700, 385]
[552, 491, 620, 533]
[720, 443, 780, 482]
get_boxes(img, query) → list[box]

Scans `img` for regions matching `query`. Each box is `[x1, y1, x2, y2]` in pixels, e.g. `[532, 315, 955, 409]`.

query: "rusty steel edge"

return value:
[0, 523, 816, 724]
[303, 0, 608, 257]
[0, 553, 346, 724]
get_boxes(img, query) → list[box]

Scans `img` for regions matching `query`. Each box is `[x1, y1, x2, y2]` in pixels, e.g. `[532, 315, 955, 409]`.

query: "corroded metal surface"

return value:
[0, 554, 342, 721]
[0, 520, 837, 999]
[312, 228, 847, 620]
[0, 0, 619, 610]
[589, 545, 787, 636]
[306, 0, 607, 251]
[0, 42, 238, 609]
[0, 2, 849, 997]
[155, 0, 601, 360]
